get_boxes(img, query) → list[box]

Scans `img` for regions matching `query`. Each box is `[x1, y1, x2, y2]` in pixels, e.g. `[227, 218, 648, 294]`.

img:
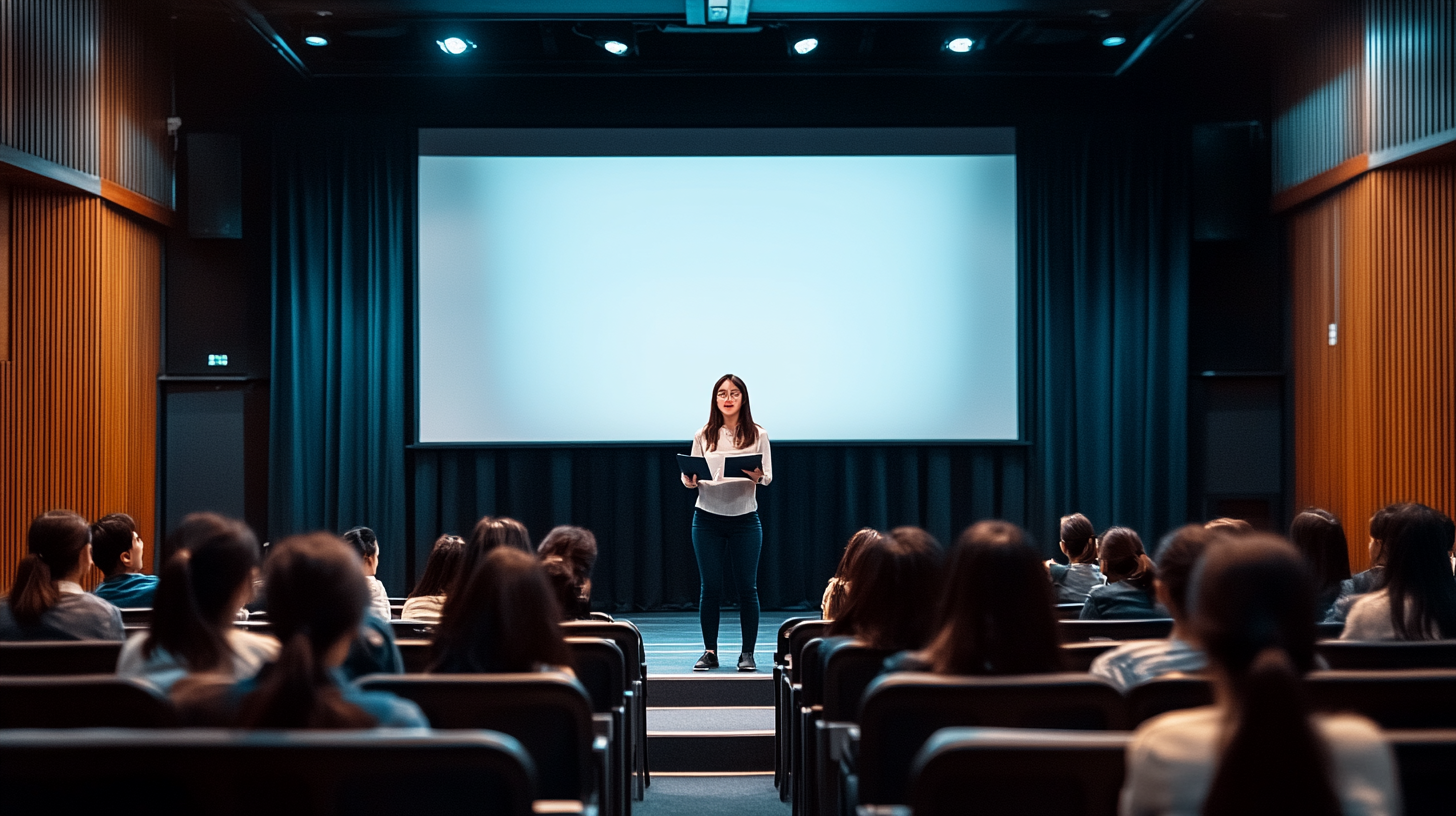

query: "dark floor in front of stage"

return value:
[617, 610, 812, 673]
[634, 775, 788, 816]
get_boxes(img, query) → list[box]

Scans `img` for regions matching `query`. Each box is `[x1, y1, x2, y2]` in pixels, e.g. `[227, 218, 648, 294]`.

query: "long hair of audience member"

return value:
[542, 555, 586, 620]
[238, 533, 375, 728]
[431, 547, 573, 673]
[1288, 509, 1351, 607]
[457, 515, 533, 592]
[145, 513, 260, 671]
[823, 527, 884, 620]
[1366, 504, 1399, 569]
[1153, 525, 1222, 627]
[826, 526, 944, 651]
[408, 534, 465, 599]
[537, 525, 598, 611]
[1059, 513, 1097, 564]
[1379, 502, 1456, 639]
[1191, 534, 1339, 816]
[924, 521, 1061, 674]
[1099, 526, 1156, 590]
[7, 510, 91, 625]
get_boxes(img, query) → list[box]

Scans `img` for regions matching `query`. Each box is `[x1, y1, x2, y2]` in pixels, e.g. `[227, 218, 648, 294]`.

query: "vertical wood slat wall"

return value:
[1289, 166, 1455, 572]
[0, 0, 100, 176]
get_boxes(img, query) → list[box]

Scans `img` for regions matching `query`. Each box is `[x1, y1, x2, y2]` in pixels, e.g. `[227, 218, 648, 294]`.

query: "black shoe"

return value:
[738, 652, 757, 672]
[694, 650, 719, 671]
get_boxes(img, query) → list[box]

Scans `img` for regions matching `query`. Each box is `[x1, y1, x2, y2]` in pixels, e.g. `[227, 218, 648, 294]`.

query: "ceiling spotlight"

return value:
[946, 37, 974, 53]
[602, 39, 630, 56]
[793, 37, 819, 55]
[303, 34, 328, 47]
[1102, 35, 1128, 46]
[437, 37, 475, 56]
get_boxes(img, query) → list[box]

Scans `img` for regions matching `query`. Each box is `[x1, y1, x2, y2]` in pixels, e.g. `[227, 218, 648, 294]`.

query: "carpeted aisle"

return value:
[634, 775, 789, 816]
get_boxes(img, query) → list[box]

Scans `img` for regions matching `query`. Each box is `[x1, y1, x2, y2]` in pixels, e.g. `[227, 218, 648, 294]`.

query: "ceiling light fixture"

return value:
[304, 34, 328, 47]
[1102, 35, 1127, 46]
[946, 37, 974, 53]
[793, 37, 819, 55]
[602, 39, 631, 55]
[437, 36, 476, 56]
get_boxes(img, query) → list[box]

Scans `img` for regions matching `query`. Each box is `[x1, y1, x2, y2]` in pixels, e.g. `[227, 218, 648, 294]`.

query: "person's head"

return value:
[1097, 526, 1155, 590]
[925, 521, 1061, 675]
[703, 374, 759, 451]
[459, 515, 532, 588]
[541, 555, 586, 620]
[1288, 509, 1351, 595]
[146, 513, 260, 671]
[1151, 525, 1223, 627]
[239, 533, 374, 728]
[1189, 534, 1339, 816]
[538, 525, 598, 584]
[823, 528, 884, 618]
[7, 510, 92, 626]
[1368, 504, 1400, 566]
[1058, 513, 1097, 564]
[90, 513, 142, 578]
[1204, 517, 1253, 534]
[1379, 502, 1456, 639]
[827, 526, 944, 651]
[432, 547, 572, 673]
[341, 527, 379, 576]
[409, 534, 465, 599]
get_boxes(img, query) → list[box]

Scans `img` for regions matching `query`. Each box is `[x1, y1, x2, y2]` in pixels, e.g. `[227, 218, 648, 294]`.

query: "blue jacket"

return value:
[93, 573, 159, 608]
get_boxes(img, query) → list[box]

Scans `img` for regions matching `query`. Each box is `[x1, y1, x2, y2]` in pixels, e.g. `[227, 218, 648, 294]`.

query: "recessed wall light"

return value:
[946, 37, 974, 53]
[1102, 35, 1128, 47]
[793, 38, 819, 55]
[437, 37, 475, 55]
[602, 40, 630, 56]
[304, 34, 328, 47]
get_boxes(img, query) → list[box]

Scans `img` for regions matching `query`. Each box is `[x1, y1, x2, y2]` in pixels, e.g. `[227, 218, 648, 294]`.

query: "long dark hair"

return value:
[1098, 527, 1155, 591]
[409, 535, 465, 598]
[925, 521, 1061, 675]
[238, 534, 374, 729]
[431, 547, 573, 673]
[8, 510, 91, 626]
[1153, 525, 1222, 621]
[1288, 509, 1351, 600]
[702, 374, 759, 452]
[1192, 534, 1339, 816]
[1059, 513, 1097, 564]
[1380, 503, 1456, 639]
[824, 528, 884, 619]
[537, 525, 599, 585]
[144, 513, 260, 672]
[827, 527, 944, 651]
[456, 516, 532, 594]
[90, 513, 139, 576]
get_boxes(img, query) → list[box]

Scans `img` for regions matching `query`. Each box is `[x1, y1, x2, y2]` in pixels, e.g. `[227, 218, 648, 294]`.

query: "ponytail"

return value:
[147, 513, 260, 672]
[1202, 648, 1339, 816]
[8, 555, 59, 626]
[1059, 513, 1098, 564]
[8, 510, 90, 625]
[239, 632, 372, 728]
[1098, 527, 1155, 590]
[144, 550, 227, 671]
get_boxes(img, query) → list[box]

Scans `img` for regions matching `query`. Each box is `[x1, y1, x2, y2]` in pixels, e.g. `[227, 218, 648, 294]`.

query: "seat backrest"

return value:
[560, 620, 644, 683]
[1061, 641, 1124, 673]
[0, 728, 537, 816]
[357, 672, 594, 801]
[1057, 619, 1173, 643]
[0, 675, 179, 727]
[0, 640, 124, 676]
[389, 619, 437, 639]
[396, 638, 431, 673]
[1124, 676, 1215, 726]
[798, 638, 826, 706]
[776, 616, 820, 663]
[1307, 669, 1456, 728]
[1315, 640, 1456, 670]
[786, 619, 830, 682]
[857, 672, 1127, 804]
[1314, 621, 1345, 639]
[119, 608, 152, 626]
[564, 636, 627, 713]
[820, 638, 895, 722]
[1055, 603, 1085, 620]
[909, 727, 1129, 816]
[1388, 729, 1456, 816]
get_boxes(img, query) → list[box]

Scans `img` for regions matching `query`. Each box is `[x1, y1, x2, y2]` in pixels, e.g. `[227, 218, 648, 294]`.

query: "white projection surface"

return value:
[418, 133, 1019, 443]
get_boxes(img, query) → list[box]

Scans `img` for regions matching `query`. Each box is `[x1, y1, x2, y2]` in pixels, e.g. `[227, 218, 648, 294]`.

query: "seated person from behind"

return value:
[1288, 509, 1352, 622]
[400, 534, 464, 623]
[174, 533, 426, 728]
[826, 527, 945, 654]
[0, 510, 123, 641]
[1045, 512, 1106, 604]
[89, 512, 159, 608]
[537, 525, 601, 620]
[886, 520, 1062, 675]
[1120, 535, 1398, 816]
[1090, 524, 1223, 691]
[342, 526, 393, 622]
[117, 512, 278, 692]
[1325, 505, 1396, 624]
[1341, 502, 1456, 641]
[430, 547, 574, 675]
[1079, 526, 1168, 620]
[821, 528, 883, 621]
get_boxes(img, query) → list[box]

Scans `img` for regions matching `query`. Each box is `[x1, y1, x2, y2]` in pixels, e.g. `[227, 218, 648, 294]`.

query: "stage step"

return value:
[647, 673, 774, 707]
[647, 707, 774, 773]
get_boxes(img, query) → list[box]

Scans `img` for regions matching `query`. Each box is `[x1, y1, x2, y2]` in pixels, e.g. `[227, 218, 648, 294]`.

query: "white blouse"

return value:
[690, 425, 773, 517]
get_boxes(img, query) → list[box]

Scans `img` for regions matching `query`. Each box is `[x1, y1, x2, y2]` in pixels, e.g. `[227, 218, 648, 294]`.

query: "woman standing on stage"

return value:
[682, 374, 772, 672]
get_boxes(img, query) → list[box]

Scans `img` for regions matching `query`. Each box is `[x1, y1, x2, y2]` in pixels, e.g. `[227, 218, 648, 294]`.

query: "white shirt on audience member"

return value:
[400, 594, 445, 623]
[690, 425, 773, 517]
[1119, 707, 1398, 816]
[1340, 589, 1443, 640]
[365, 575, 393, 621]
[117, 629, 280, 693]
[1089, 636, 1206, 692]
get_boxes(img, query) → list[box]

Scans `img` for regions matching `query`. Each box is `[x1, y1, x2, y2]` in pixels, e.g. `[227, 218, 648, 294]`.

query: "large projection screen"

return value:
[418, 128, 1018, 444]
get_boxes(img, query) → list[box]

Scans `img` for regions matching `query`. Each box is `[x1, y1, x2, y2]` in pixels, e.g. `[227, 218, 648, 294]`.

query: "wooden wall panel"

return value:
[100, 0, 171, 206]
[1272, 0, 1365, 192]
[1290, 164, 1456, 572]
[0, 0, 100, 176]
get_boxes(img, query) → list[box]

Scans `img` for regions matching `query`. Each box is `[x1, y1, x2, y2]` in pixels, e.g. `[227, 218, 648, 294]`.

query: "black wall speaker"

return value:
[186, 133, 242, 239]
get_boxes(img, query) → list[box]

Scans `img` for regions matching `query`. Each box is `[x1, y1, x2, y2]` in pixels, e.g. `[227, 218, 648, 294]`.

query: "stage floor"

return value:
[616, 610, 813, 674]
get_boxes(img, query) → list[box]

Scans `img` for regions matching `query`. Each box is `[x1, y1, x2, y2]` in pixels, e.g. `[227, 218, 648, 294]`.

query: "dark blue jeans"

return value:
[691, 509, 762, 653]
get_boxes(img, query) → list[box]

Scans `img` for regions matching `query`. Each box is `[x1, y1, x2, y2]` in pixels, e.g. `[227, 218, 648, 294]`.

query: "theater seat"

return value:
[561, 618, 650, 799]
[1061, 641, 1124, 672]
[1125, 676, 1215, 726]
[0, 728, 537, 816]
[1307, 669, 1456, 728]
[1315, 640, 1456, 670]
[0, 675, 178, 728]
[1058, 619, 1173, 642]
[0, 640, 124, 676]
[566, 636, 630, 816]
[815, 638, 895, 816]
[776, 618, 828, 799]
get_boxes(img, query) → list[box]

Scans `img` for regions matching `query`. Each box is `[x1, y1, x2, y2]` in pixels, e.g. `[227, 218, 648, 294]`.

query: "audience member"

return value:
[401, 534, 464, 623]
[1079, 527, 1166, 619]
[1204, 517, 1252, 534]
[0, 510, 123, 640]
[342, 526, 392, 621]
[1341, 502, 1456, 640]
[886, 521, 1061, 674]
[176, 533, 426, 728]
[117, 513, 275, 692]
[457, 516, 533, 593]
[1091, 525, 1221, 691]
[89, 512, 159, 607]
[825, 526, 944, 651]
[1325, 505, 1397, 623]
[1288, 509, 1352, 620]
[537, 525, 599, 617]
[431, 547, 574, 674]
[1121, 534, 1397, 816]
[821, 528, 884, 620]
[1045, 512, 1105, 603]
[542, 555, 589, 620]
